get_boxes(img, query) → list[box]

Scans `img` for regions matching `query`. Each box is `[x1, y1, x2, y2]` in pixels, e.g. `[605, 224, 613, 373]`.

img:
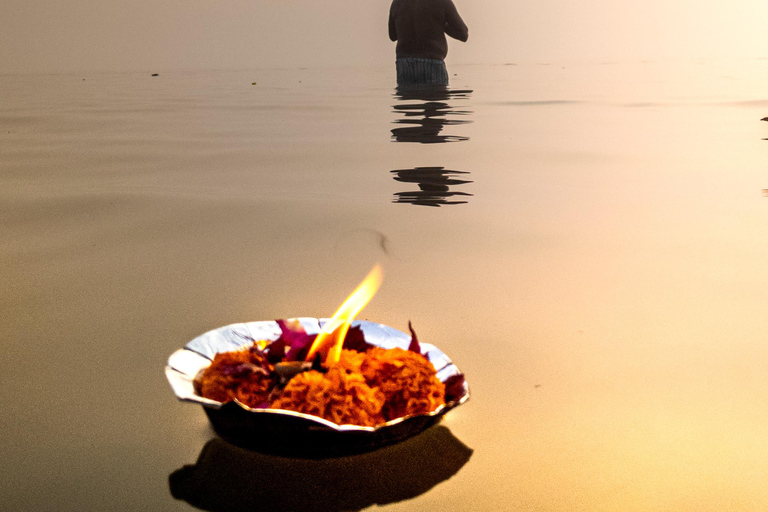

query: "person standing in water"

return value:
[388, 0, 468, 86]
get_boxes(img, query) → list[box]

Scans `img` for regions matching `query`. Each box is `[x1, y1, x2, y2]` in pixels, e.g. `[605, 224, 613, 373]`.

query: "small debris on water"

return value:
[251, 82, 257, 85]
[151, 73, 159, 77]
[534, 384, 542, 388]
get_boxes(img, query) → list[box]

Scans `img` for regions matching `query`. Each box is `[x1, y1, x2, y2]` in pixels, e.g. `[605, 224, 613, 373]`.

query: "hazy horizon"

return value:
[2, 0, 768, 74]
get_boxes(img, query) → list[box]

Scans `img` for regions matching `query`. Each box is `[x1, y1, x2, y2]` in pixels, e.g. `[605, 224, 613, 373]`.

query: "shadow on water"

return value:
[169, 425, 472, 512]
[391, 166, 473, 207]
[390, 86, 474, 206]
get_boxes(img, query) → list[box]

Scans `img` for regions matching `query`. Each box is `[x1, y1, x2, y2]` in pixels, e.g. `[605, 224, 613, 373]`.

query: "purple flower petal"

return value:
[407, 321, 421, 354]
[443, 373, 466, 403]
[276, 319, 317, 362]
[342, 324, 373, 353]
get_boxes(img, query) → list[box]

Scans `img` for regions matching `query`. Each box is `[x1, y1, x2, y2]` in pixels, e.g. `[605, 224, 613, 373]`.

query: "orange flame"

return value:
[306, 264, 383, 365]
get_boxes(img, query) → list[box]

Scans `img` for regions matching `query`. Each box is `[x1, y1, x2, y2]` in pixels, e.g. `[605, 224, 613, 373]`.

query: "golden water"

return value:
[2, 60, 767, 510]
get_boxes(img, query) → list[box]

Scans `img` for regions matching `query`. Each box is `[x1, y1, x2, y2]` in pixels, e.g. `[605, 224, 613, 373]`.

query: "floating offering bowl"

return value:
[166, 318, 469, 455]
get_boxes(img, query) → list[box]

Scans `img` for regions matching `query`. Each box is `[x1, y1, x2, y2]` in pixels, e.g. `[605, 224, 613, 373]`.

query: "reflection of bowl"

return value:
[170, 425, 473, 511]
[166, 318, 470, 455]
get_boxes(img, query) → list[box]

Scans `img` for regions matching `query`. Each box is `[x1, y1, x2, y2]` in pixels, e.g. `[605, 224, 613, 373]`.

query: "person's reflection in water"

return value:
[390, 84, 474, 206]
[392, 166, 473, 207]
[391, 85, 472, 144]
[169, 425, 472, 512]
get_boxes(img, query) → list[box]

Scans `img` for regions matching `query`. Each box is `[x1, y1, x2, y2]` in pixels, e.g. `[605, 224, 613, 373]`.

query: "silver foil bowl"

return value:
[166, 318, 470, 456]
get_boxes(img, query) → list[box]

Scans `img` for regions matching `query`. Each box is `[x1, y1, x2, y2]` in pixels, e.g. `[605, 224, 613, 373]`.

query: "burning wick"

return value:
[274, 354, 324, 385]
[272, 265, 383, 384]
[274, 361, 312, 382]
[306, 264, 383, 366]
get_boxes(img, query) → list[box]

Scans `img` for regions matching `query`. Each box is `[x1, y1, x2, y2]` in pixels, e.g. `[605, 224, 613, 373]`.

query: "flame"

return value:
[306, 264, 383, 365]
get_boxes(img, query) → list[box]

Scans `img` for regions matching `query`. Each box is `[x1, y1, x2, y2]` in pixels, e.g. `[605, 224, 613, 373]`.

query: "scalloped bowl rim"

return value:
[165, 318, 470, 433]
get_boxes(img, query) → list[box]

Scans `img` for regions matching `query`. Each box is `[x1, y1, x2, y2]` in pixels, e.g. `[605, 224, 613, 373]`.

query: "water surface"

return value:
[2, 60, 768, 511]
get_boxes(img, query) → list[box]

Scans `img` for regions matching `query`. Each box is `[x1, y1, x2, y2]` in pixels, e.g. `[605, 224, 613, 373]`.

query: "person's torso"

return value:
[392, 0, 449, 60]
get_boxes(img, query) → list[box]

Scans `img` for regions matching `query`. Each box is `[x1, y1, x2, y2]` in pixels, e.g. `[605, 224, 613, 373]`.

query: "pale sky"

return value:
[2, 0, 767, 74]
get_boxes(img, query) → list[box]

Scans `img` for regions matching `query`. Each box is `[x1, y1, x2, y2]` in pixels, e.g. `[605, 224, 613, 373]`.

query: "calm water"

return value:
[2, 60, 768, 511]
